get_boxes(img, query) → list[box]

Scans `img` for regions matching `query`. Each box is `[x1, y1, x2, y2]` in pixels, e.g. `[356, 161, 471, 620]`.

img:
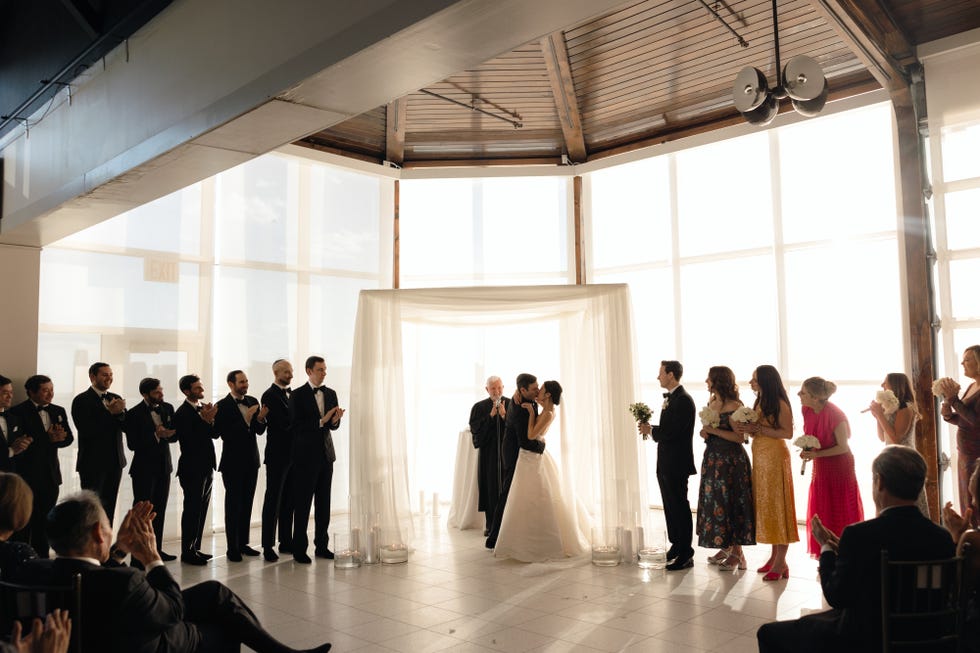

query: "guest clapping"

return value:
[798, 377, 863, 557]
[732, 366, 797, 580]
[939, 345, 980, 528]
[697, 366, 755, 571]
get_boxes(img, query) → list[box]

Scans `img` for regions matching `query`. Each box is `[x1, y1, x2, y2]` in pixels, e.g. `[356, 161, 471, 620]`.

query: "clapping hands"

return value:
[810, 514, 840, 553]
[942, 501, 973, 542]
[9, 609, 71, 653]
[115, 501, 159, 565]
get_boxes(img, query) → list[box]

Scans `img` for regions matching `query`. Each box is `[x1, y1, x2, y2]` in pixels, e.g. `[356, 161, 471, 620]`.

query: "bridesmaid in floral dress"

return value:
[696, 366, 755, 571]
[732, 365, 797, 580]
[868, 372, 929, 517]
[798, 376, 864, 556]
[940, 345, 980, 528]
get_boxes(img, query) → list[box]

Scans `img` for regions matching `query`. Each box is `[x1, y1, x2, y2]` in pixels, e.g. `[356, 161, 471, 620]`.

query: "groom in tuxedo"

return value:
[639, 360, 696, 570]
[485, 373, 543, 549]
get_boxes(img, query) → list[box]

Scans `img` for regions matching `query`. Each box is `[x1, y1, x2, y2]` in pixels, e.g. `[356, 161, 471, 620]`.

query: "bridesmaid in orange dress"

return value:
[733, 365, 798, 580]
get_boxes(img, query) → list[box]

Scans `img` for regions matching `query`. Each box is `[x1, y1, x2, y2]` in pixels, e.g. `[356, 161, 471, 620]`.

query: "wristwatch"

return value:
[109, 545, 127, 562]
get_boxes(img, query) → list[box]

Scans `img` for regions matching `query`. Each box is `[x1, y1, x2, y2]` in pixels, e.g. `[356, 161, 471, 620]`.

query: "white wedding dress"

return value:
[493, 443, 589, 562]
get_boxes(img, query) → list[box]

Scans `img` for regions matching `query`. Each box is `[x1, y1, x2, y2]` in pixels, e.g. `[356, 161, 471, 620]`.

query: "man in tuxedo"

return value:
[0, 374, 31, 472]
[10, 374, 74, 557]
[289, 355, 343, 564]
[260, 359, 294, 562]
[124, 377, 178, 560]
[638, 360, 696, 570]
[757, 446, 956, 653]
[38, 492, 331, 653]
[486, 373, 542, 549]
[172, 374, 219, 565]
[70, 362, 127, 523]
[214, 370, 267, 561]
[469, 375, 508, 536]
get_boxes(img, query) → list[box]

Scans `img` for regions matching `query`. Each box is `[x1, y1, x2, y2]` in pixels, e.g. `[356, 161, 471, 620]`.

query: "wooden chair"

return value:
[0, 573, 82, 652]
[881, 552, 964, 652]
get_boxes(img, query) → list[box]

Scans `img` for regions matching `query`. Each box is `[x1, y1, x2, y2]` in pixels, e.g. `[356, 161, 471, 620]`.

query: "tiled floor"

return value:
[166, 512, 829, 652]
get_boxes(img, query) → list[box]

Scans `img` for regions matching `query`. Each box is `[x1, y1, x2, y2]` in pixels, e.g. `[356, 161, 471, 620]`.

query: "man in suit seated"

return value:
[32, 491, 331, 653]
[757, 445, 955, 652]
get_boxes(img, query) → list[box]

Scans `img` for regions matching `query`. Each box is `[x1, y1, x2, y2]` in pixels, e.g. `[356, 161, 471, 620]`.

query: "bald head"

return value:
[272, 359, 293, 386]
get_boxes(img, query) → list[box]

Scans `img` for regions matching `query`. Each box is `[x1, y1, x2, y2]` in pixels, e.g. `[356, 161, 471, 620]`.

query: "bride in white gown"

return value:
[494, 380, 589, 562]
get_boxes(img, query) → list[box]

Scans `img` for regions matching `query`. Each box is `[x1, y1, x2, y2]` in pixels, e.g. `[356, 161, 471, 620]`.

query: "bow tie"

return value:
[36, 405, 50, 413]
[314, 386, 327, 394]
[281, 387, 291, 395]
[235, 398, 248, 406]
[194, 404, 204, 413]
[150, 405, 162, 414]
[100, 393, 110, 401]
[663, 393, 671, 398]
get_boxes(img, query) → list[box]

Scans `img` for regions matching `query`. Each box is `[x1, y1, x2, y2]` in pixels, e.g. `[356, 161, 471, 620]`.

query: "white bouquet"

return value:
[874, 389, 900, 416]
[730, 406, 758, 424]
[699, 406, 720, 428]
[793, 434, 821, 476]
[932, 378, 948, 399]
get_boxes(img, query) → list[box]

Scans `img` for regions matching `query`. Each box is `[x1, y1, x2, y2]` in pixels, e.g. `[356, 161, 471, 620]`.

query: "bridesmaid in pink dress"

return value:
[940, 345, 980, 528]
[798, 376, 864, 556]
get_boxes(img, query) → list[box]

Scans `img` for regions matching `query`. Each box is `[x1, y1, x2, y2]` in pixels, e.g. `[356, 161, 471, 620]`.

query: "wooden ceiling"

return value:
[296, 0, 980, 168]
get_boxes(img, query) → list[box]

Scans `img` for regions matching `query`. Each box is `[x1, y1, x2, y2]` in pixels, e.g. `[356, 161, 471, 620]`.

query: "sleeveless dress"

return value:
[886, 411, 930, 518]
[751, 413, 799, 545]
[493, 444, 589, 562]
[803, 403, 864, 556]
[696, 411, 756, 548]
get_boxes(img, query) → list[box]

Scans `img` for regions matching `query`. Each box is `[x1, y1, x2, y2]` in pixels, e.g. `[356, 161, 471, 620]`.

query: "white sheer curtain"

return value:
[348, 284, 648, 550]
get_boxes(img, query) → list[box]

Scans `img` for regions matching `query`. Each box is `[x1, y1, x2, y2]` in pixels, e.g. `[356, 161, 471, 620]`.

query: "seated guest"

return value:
[757, 446, 955, 653]
[1, 610, 71, 653]
[943, 460, 980, 652]
[0, 472, 37, 578]
[33, 492, 331, 653]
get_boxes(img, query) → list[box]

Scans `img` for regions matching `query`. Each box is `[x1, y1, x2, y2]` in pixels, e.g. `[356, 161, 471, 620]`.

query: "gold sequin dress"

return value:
[751, 414, 799, 545]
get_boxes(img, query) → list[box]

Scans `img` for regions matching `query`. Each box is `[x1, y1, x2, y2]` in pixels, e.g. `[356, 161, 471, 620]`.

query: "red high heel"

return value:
[762, 567, 789, 581]
[757, 562, 773, 573]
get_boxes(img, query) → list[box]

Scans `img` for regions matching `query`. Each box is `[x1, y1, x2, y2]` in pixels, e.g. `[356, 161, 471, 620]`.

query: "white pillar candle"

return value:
[432, 492, 440, 517]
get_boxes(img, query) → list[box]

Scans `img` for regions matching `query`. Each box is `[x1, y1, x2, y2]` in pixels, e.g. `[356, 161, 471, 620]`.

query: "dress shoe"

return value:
[157, 550, 177, 561]
[240, 545, 261, 557]
[227, 550, 243, 562]
[263, 548, 279, 562]
[665, 546, 678, 561]
[278, 542, 293, 553]
[195, 550, 213, 560]
[315, 549, 335, 560]
[665, 556, 694, 571]
[181, 552, 207, 566]
[483, 529, 490, 537]
[293, 552, 312, 564]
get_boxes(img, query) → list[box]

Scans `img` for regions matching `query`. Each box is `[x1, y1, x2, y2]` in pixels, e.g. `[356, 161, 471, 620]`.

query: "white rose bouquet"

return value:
[793, 434, 821, 476]
[730, 406, 758, 424]
[932, 378, 949, 399]
[874, 389, 900, 416]
[699, 406, 720, 428]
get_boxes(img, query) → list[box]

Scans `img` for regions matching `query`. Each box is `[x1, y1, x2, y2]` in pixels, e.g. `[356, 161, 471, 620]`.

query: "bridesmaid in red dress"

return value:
[940, 344, 980, 528]
[798, 377, 864, 556]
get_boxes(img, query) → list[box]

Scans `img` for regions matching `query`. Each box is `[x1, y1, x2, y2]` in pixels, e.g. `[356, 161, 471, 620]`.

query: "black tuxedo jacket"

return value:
[649, 386, 696, 475]
[125, 401, 177, 477]
[173, 401, 217, 479]
[289, 384, 339, 467]
[502, 397, 544, 472]
[33, 557, 199, 653]
[818, 504, 955, 648]
[214, 394, 266, 473]
[9, 400, 74, 487]
[260, 384, 292, 466]
[469, 397, 510, 449]
[0, 410, 24, 472]
[70, 387, 126, 476]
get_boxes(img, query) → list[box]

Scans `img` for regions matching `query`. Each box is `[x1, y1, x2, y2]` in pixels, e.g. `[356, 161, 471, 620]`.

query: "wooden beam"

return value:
[393, 179, 400, 289]
[808, 0, 915, 94]
[540, 31, 587, 163]
[573, 175, 585, 284]
[385, 98, 408, 166]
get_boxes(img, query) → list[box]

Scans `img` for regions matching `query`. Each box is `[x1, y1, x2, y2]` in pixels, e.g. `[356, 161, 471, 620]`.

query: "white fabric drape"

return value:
[348, 284, 648, 550]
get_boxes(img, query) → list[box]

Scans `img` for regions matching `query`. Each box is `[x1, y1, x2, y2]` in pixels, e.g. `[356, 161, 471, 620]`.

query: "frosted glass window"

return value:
[309, 166, 381, 272]
[400, 179, 477, 281]
[784, 239, 902, 381]
[216, 155, 297, 265]
[57, 185, 202, 255]
[944, 187, 980, 250]
[949, 258, 980, 319]
[780, 104, 896, 243]
[942, 121, 980, 183]
[482, 177, 567, 276]
[591, 157, 671, 268]
[678, 255, 778, 378]
[308, 275, 379, 367]
[675, 132, 773, 256]
[39, 249, 198, 331]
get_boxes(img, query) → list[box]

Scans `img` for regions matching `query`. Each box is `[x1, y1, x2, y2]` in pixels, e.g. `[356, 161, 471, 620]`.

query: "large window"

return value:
[39, 152, 391, 533]
[589, 103, 903, 518]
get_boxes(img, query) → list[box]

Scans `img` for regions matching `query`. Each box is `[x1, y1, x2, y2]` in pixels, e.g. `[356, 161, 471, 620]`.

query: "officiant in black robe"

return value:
[469, 376, 509, 536]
